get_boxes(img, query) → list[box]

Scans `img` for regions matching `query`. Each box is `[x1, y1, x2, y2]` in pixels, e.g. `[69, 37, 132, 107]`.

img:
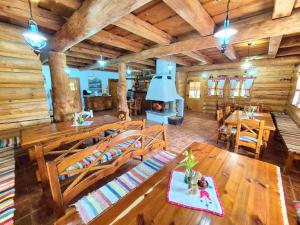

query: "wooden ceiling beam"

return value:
[182, 51, 213, 64]
[131, 60, 156, 67]
[65, 51, 100, 61]
[272, 0, 296, 19]
[75, 43, 120, 58]
[218, 45, 240, 61]
[103, 10, 300, 65]
[268, 35, 283, 58]
[178, 56, 300, 72]
[70, 45, 118, 59]
[162, 0, 214, 36]
[113, 13, 172, 45]
[159, 56, 191, 66]
[51, 0, 152, 52]
[89, 31, 144, 53]
[0, 0, 63, 31]
[277, 46, 300, 56]
[296, 0, 300, 8]
[66, 56, 95, 65]
[281, 36, 300, 48]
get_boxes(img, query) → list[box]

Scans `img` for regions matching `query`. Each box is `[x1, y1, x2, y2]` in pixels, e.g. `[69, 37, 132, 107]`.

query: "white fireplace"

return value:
[145, 59, 184, 124]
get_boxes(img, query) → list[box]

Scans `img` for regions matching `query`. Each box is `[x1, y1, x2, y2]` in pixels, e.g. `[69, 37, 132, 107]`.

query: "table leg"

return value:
[28, 147, 36, 161]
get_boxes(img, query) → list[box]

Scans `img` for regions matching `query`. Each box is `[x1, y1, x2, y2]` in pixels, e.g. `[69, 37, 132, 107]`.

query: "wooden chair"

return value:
[216, 109, 236, 147]
[35, 120, 146, 190]
[129, 98, 142, 116]
[235, 119, 265, 159]
[47, 124, 168, 217]
[224, 105, 231, 118]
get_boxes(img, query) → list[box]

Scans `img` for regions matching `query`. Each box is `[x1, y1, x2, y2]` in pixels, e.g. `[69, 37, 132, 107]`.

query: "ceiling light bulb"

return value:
[241, 59, 252, 71]
[22, 19, 47, 51]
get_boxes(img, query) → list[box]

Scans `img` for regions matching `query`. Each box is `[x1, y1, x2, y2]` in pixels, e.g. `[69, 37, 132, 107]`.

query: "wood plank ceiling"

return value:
[0, 0, 300, 71]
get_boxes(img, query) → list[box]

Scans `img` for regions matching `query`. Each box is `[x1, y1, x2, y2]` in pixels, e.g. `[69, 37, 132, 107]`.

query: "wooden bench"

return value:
[47, 124, 168, 217]
[272, 112, 300, 173]
[35, 120, 146, 189]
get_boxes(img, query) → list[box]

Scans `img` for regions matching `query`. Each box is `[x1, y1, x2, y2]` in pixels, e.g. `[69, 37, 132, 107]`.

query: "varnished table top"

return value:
[21, 115, 118, 148]
[225, 110, 276, 131]
[56, 142, 288, 225]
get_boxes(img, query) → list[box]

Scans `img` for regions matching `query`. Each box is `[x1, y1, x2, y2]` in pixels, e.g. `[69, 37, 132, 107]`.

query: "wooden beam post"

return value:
[268, 35, 283, 58]
[117, 63, 130, 121]
[48, 51, 70, 122]
[51, 0, 151, 52]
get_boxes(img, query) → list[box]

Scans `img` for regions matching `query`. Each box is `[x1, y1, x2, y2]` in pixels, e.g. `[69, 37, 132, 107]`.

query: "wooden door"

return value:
[67, 78, 82, 113]
[108, 79, 118, 108]
[186, 77, 202, 111]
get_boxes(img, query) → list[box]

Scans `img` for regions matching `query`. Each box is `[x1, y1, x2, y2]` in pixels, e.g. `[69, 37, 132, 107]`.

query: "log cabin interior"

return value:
[0, 0, 300, 224]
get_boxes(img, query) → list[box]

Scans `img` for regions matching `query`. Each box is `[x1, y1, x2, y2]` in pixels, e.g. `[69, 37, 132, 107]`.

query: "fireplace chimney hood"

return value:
[146, 74, 183, 102]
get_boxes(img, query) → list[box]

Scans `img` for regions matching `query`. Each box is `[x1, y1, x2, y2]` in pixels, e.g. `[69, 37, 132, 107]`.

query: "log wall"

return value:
[187, 65, 295, 113]
[286, 69, 300, 125]
[0, 23, 50, 131]
[176, 71, 187, 98]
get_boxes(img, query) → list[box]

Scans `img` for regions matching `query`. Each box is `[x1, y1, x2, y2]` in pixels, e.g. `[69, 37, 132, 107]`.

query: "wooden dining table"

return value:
[21, 115, 118, 160]
[55, 142, 288, 225]
[225, 110, 276, 142]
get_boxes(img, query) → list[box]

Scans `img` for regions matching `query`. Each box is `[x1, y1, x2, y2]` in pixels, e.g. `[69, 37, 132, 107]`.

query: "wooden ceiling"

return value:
[1, 0, 300, 71]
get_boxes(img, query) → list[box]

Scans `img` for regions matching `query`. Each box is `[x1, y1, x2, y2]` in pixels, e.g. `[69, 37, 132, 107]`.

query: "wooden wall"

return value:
[176, 71, 187, 98]
[0, 23, 50, 131]
[286, 69, 300, 125]
[187, 65, 295, 113]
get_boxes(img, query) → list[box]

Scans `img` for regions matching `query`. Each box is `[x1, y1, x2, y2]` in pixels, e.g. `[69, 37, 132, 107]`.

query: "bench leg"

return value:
[284, 152, 294, 174]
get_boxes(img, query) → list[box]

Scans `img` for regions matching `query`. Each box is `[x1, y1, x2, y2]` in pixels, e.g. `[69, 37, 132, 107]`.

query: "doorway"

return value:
[186, 77, 202, 111]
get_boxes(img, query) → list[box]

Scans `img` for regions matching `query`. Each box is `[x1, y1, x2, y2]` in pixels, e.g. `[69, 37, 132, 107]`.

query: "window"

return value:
[88, 77, 102, 95]
[241, 77, 255, 98]
[189, 81, 201, 99]
[292, 75, 300, 108]
[229, 78, 240, 97]
[208, 78, 216, 96]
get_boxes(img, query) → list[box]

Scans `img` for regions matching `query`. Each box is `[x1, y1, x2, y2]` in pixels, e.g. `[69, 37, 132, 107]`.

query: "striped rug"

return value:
[74, 151, 177, 224]
[0, 147, 15, 225]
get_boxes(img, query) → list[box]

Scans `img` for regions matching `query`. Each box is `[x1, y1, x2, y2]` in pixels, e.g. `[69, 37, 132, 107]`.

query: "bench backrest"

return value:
[47, 124, 167, 217]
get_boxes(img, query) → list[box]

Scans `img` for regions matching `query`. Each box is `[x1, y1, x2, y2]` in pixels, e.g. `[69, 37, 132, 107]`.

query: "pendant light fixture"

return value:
[22, 0, 47, 53]
[97, 55, 106, 69]
[126, 65, 132, 76]
[214, 0, 237, 53]
[241, 43, 252, 71]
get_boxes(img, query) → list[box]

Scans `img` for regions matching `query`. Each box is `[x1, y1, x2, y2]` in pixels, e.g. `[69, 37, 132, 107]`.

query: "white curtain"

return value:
[208, 78, 216, 96]
[216, 78, 226, 97]
[229, 77, 240, 97]
[243, 77, 255, 97]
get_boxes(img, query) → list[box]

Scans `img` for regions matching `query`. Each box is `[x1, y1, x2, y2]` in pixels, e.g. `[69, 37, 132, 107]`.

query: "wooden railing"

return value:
[47, 124, 167, 217]
[35, 120, 146, 189]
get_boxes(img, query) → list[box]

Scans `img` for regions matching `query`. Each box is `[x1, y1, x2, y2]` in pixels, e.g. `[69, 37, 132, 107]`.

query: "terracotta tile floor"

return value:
[14, 111, 299, 225]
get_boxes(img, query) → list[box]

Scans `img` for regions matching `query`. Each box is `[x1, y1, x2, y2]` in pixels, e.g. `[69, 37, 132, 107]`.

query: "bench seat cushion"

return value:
[59, 139, 141, 181]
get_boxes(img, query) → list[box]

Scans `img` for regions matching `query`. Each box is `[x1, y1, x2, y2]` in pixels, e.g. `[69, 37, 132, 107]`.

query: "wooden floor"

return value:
[14, 111, 300, 225]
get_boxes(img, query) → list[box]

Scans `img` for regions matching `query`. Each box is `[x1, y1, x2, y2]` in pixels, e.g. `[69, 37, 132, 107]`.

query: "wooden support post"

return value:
[48, 51, 70, 122]
[117, 63, 130, 121]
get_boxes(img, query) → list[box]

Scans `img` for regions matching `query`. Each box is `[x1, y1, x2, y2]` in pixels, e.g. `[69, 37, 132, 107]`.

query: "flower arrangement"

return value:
[176, 149, 198, 183]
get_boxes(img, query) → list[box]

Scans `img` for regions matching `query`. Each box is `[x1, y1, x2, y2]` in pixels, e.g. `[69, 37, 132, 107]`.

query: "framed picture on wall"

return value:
[88, 77, 102, 95]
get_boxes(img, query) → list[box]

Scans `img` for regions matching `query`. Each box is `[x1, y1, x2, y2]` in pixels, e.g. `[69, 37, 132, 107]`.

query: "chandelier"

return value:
[214, 0, 237, 53]
[22, 0, 47, 53]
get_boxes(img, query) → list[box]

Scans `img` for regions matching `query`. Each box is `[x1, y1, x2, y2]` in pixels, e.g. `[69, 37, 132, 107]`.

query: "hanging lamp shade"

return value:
[241, 43, 254, 72]
[22, 0, 47, 52]
[126, 66, 132, 75]
[97, 55, 106, 69]
[214, 0, 237, 53]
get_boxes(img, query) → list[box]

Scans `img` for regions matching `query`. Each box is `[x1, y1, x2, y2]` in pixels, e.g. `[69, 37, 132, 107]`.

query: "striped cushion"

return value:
[219, 125, 237, 134]
[239, 136, 264, 146]
[75, 151, 177, 224]
[0, 137, 20, 149]
[59, 139, 141, 181]
[0, 148, 15, 225]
